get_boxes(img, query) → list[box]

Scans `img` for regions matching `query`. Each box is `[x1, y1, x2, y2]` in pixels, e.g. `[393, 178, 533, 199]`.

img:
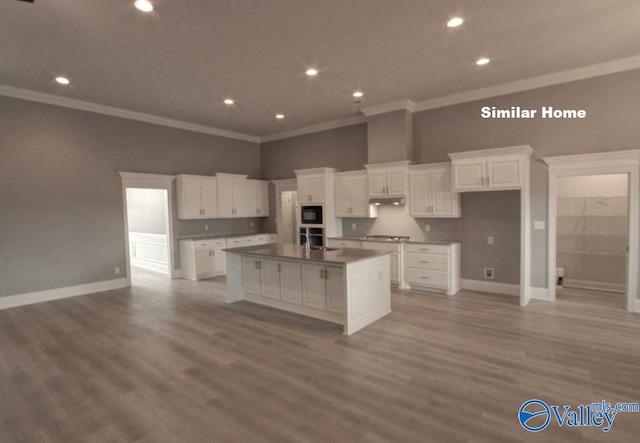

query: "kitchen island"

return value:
[224, 243, 391, 335]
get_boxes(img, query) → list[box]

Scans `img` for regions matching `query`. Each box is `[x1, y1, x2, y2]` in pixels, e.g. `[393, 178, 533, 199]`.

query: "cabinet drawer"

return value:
[404, 253, 449, 271]
[210, 239, 226, 248]
[327, 239, 361, 249]
[194, 240, 211, 250]
[404, 243, 450, 255]
[361, 241, 401, 252]
[404, 269, 449, 288]
[226, 237, 245, 247]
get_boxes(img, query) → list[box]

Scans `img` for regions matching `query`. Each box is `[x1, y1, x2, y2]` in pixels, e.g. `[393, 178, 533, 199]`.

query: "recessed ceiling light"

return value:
[476, 57, 490, 66]
[305, 68, 318, 76]
[134, 0, 154, 12]
[447, 17, 464, 28]
[224, 99, 235, 105]
[276, 114, 285, 119]
[55, 76, 70, 85]
[353, 91, 364, 98]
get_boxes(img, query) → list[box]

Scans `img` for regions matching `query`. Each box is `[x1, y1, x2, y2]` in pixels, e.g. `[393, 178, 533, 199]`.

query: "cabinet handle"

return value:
[421, 248, 429, 251]
[486, 176, 490, 186]
[212, 250, 215, 256]
[319, 269, 324, 280]
[420, 261, 429, 264]
[421, 276, 430, 280]
[480, 177, 484, 186]
[277, 263, 281, 273]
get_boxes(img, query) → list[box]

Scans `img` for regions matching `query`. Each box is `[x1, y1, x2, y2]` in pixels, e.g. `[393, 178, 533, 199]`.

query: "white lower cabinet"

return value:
[180, 238, 227, 280]
[326, 238, 362, 249]
[243, 257, 304, 304]
[361, 240, 403, 286]
[242, 256, 262, 296]
[403, 242, 461, 295]
[301, 264, 343, 314]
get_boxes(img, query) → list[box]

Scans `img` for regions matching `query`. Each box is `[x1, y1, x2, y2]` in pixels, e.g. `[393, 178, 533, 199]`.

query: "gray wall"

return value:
[413, 69, 640, 162]
[367, 109, 413, 163]
[0, 96, 260, 297]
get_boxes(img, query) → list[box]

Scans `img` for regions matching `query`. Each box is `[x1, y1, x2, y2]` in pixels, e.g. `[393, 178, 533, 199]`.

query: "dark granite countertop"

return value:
[224, 243, 390, 265]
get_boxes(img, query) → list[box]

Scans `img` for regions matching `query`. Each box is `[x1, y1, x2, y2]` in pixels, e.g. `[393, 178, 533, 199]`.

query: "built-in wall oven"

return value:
[299, 227, 324, 247]
[300, 205, 323, 226]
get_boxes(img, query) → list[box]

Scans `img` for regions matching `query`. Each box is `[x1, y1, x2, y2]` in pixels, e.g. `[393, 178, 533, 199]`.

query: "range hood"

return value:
[369, 197, 405, 206]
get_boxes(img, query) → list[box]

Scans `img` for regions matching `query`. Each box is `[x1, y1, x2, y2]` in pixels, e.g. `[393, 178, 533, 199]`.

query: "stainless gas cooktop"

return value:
[365, 235, 410, 241]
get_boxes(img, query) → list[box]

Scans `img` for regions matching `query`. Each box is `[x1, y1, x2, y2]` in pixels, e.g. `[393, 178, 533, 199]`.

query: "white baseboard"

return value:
[636, 299, 640, 313]
[460, 279, 520, 296]
[563, 279, 626, 294]
[131, 258, 169, 275]
[0, 278, 129, 311]
[530, 287, 550, 301]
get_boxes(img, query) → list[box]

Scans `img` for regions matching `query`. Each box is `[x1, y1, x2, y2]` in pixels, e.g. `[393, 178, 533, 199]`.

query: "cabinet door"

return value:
[350, 175, 370, 217]
[452, 159, 486, 191]
[210, 248, 226, 275]
[231, 180, 246, 217]
[325, 266, 344, 314]
[244, 181, 260, 217]
[409, 173, 430, 217]
[201, 178, 218, 218]
[308, 176, 325, 203]
[487, 156, 523, 189]
[243, 257, 262, 296]
[280, 261, 302, 305]
[368, 171, 387, 197]
[260, 259, 281, 300]
[301, 264, 326, 310]
[431, 168, 460, 217]
[334, 176, 351, 217]
[386, 169, 406, 196]
[371, 263, 390, 309]
[194, 246, 212, 277]
[178, 176, 203, 219]
[297, 177, 312, 203]
[389, 252, 399, 283]
[217, 178, 235, 217]
[258, 181, 270, 216]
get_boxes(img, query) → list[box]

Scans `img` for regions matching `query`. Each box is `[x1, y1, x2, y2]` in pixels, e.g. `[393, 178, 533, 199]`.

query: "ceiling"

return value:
[2, 0, 640, 140]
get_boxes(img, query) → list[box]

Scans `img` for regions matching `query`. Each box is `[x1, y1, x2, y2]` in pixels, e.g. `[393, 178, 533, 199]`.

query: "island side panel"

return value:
[225, 252, 245, 303]
[344, 254, 391, 335]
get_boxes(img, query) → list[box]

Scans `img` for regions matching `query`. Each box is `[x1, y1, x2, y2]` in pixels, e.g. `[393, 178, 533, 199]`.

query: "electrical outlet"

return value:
[484, 267, 494, 279]
[114, 267, 120, 275]
[488, 236, 494, 245]
[424, 224, 430, 232]
[352, 222, 356, 230]
[204, 224, 209, 231]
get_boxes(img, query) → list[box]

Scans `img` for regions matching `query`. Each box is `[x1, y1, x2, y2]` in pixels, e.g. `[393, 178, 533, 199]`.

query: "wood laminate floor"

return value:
[1, 270, 639, 443]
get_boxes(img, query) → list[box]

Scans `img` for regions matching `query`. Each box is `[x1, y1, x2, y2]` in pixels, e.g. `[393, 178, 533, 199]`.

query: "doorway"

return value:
[545, 150, 640, 312]
[280, 191, 298, 244]
[126, 188, 171, 277]
[555, 174, 628, 307]
[119, 172, 177, 287]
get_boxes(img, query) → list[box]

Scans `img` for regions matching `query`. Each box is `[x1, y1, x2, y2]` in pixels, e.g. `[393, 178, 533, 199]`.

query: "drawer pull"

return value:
[420, 261, 430, 264]
[421, 276, 430, 280]
[421, 248, 429, 251]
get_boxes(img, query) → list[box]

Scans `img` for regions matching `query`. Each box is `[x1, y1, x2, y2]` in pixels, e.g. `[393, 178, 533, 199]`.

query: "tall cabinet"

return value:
[334, 170, 377, 218]
[245, 179, 270, 217]
[294, 167, 342, 242]
[216, 173, 247, 218]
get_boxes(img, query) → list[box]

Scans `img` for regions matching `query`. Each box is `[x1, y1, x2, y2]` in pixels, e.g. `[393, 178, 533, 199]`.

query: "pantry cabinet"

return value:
[409, 163, 460, 218]
[449, 146, 533, 192]
[175, 175, 218, 219]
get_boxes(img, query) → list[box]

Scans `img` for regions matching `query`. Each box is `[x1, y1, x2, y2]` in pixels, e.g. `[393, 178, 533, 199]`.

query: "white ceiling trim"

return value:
[0, 85, 260, 144]
[360, 99, 416, 117]
[260, 115, 367, 143]
[413, 54, 640, 113]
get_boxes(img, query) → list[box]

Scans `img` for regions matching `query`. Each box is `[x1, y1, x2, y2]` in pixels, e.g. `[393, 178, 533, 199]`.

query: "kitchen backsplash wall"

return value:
[341, 190, 521, 285]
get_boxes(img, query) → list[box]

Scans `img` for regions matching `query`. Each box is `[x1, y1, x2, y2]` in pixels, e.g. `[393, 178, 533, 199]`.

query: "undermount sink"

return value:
[310, 246, 339, 252]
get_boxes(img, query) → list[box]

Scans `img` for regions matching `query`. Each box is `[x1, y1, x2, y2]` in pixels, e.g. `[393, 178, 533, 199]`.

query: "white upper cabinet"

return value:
[216, 173, 247, 218]
[245, 179, 270, 217]
[365, 161, 412, 198]
[176, 175, 218, 219]
[449, 146, 533, 192]
[409, 163, 460, 218]
[334, 170, 377, 218]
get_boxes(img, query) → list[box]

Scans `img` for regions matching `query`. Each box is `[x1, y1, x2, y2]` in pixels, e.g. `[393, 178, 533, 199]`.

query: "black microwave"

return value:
[301, 205, 323, 225]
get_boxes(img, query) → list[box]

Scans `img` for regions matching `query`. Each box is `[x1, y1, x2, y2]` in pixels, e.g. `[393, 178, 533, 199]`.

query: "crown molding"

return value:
[360, 99, 416, 117]
[413, 55, 640, 113]
[0, 85, 260, 143]
[260, 115, 366, 143]
[543, 149, 640, 171]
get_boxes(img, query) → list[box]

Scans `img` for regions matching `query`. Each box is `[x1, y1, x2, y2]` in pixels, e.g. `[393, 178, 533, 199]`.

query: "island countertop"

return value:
[223, 243, 389, 265]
